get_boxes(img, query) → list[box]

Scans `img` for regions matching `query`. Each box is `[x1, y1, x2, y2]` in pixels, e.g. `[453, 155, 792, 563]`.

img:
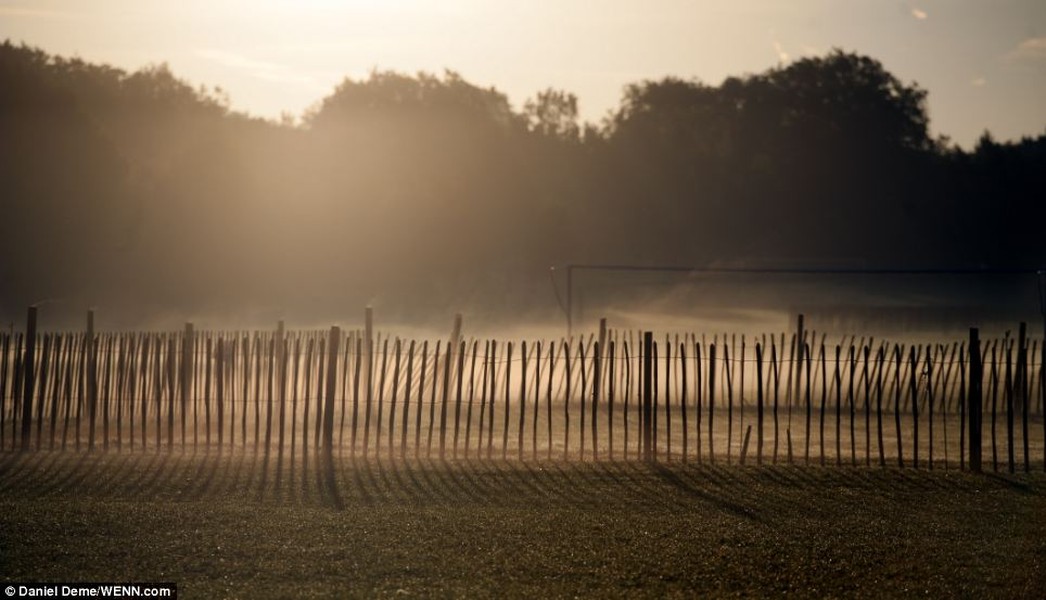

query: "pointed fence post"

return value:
[87, 309, 97, 451]
[364, 307, 373, 457]
[276, 321, 286, 456]
[968, 328, 983, 474]
[1018, 322, 1030, 472]
[794, 314, 804, 413]
[1040, 271, 1046, 473]
[217, 337, 225, 449]
[323, 326, 340, 463]
[643, 331, 653, 462]
[593, 318, 606, 460]
[181, 323, 194, 452]
[20, 305, 37, 451]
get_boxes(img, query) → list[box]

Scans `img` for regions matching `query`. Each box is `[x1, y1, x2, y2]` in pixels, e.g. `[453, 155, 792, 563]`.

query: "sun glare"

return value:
[243, 0, 429, 14]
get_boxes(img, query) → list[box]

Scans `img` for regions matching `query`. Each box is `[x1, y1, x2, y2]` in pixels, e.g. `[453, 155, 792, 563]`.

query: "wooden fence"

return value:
[2, 310, 1044, 472]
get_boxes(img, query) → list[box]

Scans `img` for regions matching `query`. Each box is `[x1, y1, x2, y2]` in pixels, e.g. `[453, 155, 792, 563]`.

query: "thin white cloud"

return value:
[1004, 37, 1046, 67]
[253, 69, 324, 87]
[970, 77, 987, 87]
[195, 49, 285, 73]
[773, 41, 789, 64]
[195, 48, 332, 90]
[911, 8, 928, 20]
[0, 6, 81, 19]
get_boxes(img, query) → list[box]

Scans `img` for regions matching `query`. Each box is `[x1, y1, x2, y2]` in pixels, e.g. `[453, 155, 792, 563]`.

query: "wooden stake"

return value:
[969, 328, 983, 474]
[323, 326, 340, 463]
[756, 343, 764, 465]
[642, 332, 653, 462]
[708, 343, 716, 464]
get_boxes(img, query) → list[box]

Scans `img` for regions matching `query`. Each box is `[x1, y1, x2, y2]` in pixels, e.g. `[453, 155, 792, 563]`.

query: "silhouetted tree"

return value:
[524, 88, 580, 142]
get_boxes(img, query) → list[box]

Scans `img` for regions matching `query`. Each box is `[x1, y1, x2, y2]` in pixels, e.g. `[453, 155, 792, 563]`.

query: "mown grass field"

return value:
[1, 451, 1044, 598]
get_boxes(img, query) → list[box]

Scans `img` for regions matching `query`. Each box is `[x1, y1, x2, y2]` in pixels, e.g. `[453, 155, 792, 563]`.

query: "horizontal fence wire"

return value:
[0, 327, 1043, 472]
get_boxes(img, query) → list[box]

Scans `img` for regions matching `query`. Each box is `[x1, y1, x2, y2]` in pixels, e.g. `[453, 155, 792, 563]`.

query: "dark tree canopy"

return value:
[306, 69, 522, 138]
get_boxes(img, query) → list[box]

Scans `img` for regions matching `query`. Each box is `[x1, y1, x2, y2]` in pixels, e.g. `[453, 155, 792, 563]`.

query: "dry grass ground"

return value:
[1, 451, 1044, 598]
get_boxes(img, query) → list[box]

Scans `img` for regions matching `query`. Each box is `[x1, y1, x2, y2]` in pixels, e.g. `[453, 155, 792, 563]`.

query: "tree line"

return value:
[1, 41, 1043, 326]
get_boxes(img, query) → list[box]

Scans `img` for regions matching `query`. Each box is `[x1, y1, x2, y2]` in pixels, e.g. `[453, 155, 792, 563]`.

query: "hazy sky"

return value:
[2, 0, 1044, 147]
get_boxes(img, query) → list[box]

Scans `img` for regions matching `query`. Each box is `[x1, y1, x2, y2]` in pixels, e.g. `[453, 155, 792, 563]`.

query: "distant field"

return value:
[2, 451, 1044, 598]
